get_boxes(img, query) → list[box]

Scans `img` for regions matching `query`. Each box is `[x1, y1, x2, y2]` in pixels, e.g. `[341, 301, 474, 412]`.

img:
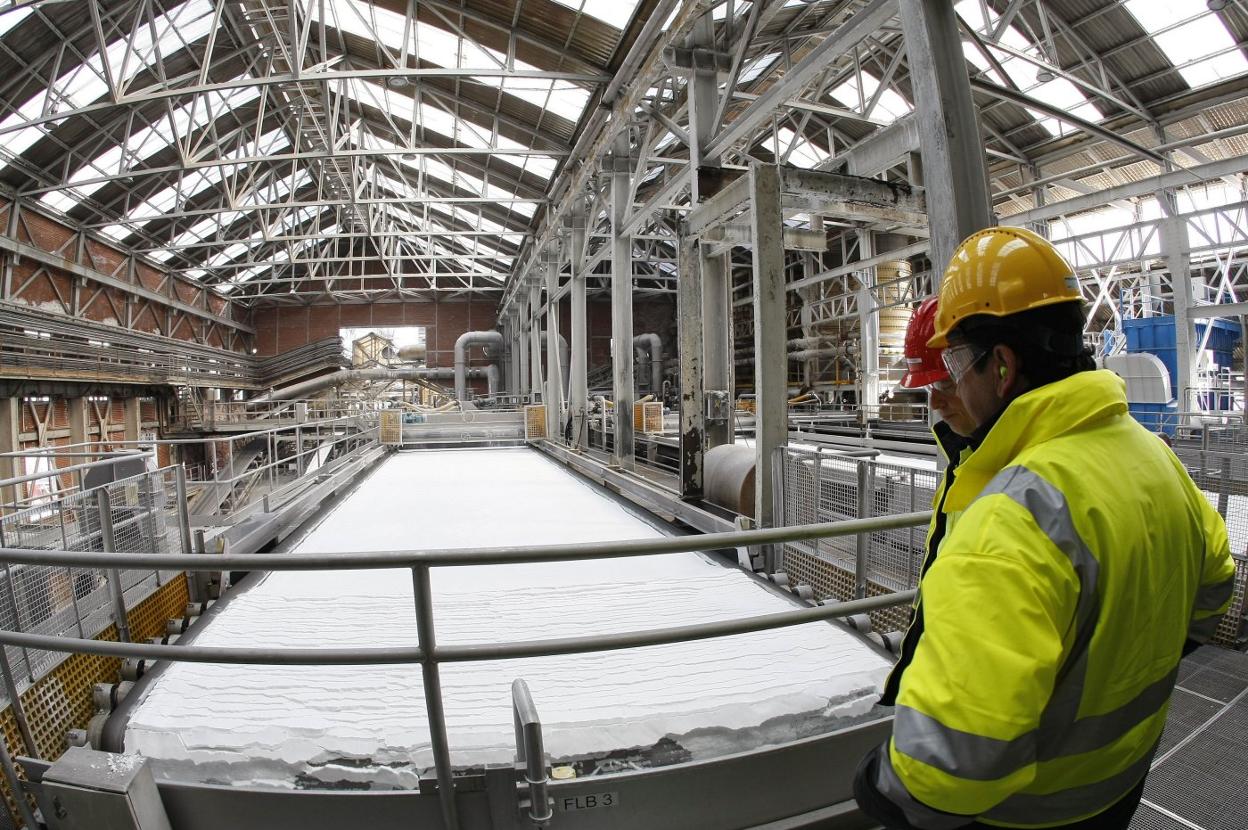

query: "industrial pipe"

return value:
[539, 332, 571, 395]
[397, 344, 427, 362]
[454, 331, 505, 401]
[633, 333, 663, 393]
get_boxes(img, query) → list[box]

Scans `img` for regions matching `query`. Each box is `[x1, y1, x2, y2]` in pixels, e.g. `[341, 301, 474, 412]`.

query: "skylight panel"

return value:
[547, 0, 640, 29]
[739, 52, 779, 85]
[0, 6, 32, 37]
[829, 72, 912, 124]
[955, 0, 1102, 136]
[43, 83, 263, 210]
[496, 154, 556, 181]
[776, 127, 828, 168]
[1124, 3, 1248, 89]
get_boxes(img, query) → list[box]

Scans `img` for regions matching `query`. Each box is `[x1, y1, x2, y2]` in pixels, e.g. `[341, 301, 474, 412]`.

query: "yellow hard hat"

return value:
[927, 226, 1081, 348]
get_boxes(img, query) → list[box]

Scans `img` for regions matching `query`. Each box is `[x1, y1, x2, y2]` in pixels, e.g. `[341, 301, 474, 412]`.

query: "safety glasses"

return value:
[941, 342, 988, 384]
[927, 377, 956, 395]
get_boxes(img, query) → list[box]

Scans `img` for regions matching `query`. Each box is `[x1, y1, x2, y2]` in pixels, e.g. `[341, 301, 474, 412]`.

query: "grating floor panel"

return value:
[1130, 646, 1248, 830]
[1130, 805, 1196, 830]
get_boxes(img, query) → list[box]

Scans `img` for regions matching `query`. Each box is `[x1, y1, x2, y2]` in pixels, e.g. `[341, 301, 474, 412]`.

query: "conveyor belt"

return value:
[119, 447, 891, 790]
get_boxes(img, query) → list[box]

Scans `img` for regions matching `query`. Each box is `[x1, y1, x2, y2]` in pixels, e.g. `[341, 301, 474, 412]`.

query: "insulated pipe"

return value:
[250, 367, 492, 403]
[633, 333, 663, 393]
[397, 344, 427, 362]
[454, 331, 505, 401]
[539, 332, 570, 396]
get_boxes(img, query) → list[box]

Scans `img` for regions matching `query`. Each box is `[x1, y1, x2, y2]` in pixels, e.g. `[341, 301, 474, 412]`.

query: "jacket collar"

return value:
[943, 370, 1128, 512]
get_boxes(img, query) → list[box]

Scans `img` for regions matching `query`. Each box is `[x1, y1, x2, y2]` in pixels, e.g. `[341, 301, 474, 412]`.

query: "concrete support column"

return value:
[610, 134, 635, 469]
[678, 232, 705, 499]
[750, 164, 786, 528]
[568, 211, 589, 450]
[529, 282, 543, 404]
[68, 397, 89, 449]
[1160, 194, 1195, 413]
[700, 248, 733, 448]
[123, 397, 142, 443]
[0, 398, 18, 513]
[898, 0, 993, 279]
[545, 254, 562, 441]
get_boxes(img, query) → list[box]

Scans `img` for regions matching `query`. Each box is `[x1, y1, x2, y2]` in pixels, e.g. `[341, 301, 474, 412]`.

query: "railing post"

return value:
[411, 564, 458, 830]
[511, 679, 552, 826]
[174, 465, 193, 556]
[0, 726, 38, 829]
[95, 489, 131, 643]
[855, 460, 873, 599]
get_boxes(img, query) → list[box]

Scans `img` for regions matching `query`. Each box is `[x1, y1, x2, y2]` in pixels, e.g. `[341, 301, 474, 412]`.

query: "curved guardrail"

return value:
[0, 509, 930, 830]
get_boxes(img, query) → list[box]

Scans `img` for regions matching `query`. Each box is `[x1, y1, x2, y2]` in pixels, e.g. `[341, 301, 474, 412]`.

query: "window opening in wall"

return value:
[341, 326, 427, 368]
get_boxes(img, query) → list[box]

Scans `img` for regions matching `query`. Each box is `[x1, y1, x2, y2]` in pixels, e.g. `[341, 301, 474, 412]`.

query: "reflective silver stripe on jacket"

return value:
[892, 466, 1169, 821]
[874, 746, 976, 830]
[1194, 578, 1234, 613]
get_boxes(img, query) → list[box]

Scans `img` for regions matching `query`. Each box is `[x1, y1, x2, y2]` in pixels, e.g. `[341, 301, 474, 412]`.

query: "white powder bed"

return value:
[120, 448, 890, 789]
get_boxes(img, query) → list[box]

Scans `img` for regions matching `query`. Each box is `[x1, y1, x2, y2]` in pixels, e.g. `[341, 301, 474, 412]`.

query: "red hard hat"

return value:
[900, 297, 949, 389]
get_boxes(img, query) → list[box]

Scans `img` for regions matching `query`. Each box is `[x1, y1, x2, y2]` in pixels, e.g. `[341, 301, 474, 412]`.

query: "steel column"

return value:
[569, 212, 589, 450]
[701, 248, 733, 448]
[750, 164, 787, 527]
[517, 301, 530, 400]
[857, 232, 880, 416]
[545, 254, 562, 441]
[678, 232, 705, 499]
[529, 283, 543, 404]
[898, 0, 994, 278]
[611, 134, 636, 469]
[1160, 195, 1195, 413]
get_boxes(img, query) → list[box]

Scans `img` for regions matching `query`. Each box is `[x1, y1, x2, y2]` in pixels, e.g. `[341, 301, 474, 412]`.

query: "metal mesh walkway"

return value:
[1130, 646, 1248, 830]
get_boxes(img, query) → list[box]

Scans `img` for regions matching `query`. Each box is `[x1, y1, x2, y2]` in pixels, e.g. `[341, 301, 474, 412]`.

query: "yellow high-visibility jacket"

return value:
[875, 370, 1236, 828]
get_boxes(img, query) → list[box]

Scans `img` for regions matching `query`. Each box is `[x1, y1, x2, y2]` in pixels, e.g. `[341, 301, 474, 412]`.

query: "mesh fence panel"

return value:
[778, 448, 935, 634]
[0, 468, 180, 699]
[778, 438, 1247, 644]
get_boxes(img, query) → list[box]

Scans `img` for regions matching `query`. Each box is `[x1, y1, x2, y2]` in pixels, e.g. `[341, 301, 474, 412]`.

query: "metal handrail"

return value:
[0, 510, 929, 571]
[0, 509, 930, 830]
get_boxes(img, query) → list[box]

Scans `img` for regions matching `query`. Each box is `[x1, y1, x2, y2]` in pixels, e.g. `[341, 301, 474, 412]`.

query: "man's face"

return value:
[945, 335, 1007, 431]
[927, 378, 976, 437]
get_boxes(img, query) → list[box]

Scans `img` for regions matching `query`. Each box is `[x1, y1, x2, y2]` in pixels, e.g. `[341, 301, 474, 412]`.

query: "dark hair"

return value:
[956, 301, 1096, 388]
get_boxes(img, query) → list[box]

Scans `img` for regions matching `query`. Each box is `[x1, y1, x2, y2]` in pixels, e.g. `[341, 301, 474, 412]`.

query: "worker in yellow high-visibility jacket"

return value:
[854, 226, 1236, 830]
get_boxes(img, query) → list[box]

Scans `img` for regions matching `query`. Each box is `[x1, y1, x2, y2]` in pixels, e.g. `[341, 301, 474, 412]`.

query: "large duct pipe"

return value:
[397, 344, 427, 362]
[539, 332, 571, 397]
[454, 331, 505, 401]
[251, 367, 492, 403]
[633, 333, 663, 394]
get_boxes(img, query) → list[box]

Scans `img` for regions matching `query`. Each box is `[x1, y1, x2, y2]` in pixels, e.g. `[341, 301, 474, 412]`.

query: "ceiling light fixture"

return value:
[1036, 68, 1056, 83]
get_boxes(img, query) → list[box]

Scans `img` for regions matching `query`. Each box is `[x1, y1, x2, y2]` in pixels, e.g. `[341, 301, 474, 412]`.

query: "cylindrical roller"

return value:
[92, 683, 113, 710]
[884, 631, 905, 654]
[121, 658, 146, 681]
[846, 613, 873, 634]
[704, 443, 756, 517]
[795, 585, 816, 602]
[185, 602, 205, 617]
[165, 619, 185, 636]
[770, 571, 790, 589]
[66, 729, 88, 748]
